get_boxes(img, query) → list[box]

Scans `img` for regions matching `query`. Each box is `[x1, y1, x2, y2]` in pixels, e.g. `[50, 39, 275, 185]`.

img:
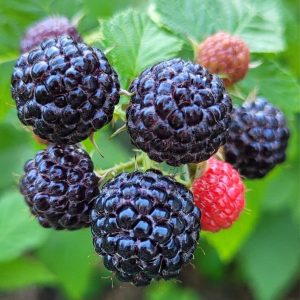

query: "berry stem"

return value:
[183, 164, 191, 184]
[187, 161, 208, 182]
[89, 133, 104, 158]
[187, 163, 201, 182]
[119, 89, 134, 97]
[113, 105, 126, 121]
[194, 161, 208, 178]
[142, 152, 157, 170]
[216, 147, 225, 161]
[110, 124, 127, 138]
[228, 85, 245, 101]
[96, 155, 143, 178]
[186, 35, 199, 62]
[245, 88, 258, 103]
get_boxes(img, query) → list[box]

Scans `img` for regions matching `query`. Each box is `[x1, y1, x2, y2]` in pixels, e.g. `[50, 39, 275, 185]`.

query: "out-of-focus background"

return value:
[0, 0, 299, 299]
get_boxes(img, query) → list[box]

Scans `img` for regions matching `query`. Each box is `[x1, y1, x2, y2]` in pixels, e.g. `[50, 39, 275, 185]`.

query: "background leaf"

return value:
[145, 281, 200, 300]
[0, 121, 36, 191]
[0, 191, 48, 262]
[152, 0, 284, 53]
[37, 230, 96, 300]
[0, 257, 55, 290]
[83, 125, 132, 170]
[238, 60, 300, 114]
[239, 211, 300, 300]
[101, 9, 183, 87]
[0, 1, 299, 299]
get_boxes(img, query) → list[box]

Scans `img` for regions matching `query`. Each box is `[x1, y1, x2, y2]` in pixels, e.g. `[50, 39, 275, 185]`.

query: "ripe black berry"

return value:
[224, 98, 289, 178]
[91, 169, 200, 286]
[21, 16, 82, 53]
[126, 58, 232, 166]
[12, 36, 120, 144]
[20, 144, 100, 230]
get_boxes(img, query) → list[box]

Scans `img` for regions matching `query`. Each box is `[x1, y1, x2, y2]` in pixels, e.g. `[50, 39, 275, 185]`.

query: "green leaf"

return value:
[81, 0, 145, 32]
[194, 243, 224, 281]
[239, 211, 300, 300]
[238, 60, 300, 114]
[152, 0, 284, 53]
[0, 191, 48, 262]
[0, 0, 83, 56]
[101, 9, 183, 87]
[145, 281, 201, 300]
[278, 0, 300, 78]
[0, 256, 55, 290]
[82, 125, 132, 170]
[261, 158, 299, 214]
[37, 230, 96, 300]
[0, 121, 36, 190]
[203, 179, 265, 262]
[0, 62, 15, 119]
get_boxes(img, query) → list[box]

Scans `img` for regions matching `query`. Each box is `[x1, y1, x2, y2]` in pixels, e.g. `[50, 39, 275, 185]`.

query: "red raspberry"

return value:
[197, 32, 250, 86]
[192, 157, 245, 232]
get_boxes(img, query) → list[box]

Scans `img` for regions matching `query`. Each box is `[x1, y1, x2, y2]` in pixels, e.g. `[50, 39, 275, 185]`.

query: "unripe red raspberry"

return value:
[192, 157, 245, 232]
[197, 32, 250, 86]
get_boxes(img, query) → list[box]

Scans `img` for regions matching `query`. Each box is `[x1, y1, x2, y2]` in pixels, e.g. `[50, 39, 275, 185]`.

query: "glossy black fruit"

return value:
[20, 144, 100, 230]
[126, 58, 232, 166]
[224, 98, 289, 178]
[12, 36, 120, 144]
[91, 169, 201, 286]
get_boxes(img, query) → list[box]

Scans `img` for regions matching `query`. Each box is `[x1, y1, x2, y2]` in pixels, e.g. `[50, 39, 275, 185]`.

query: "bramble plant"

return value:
[0, 0, 299, 299]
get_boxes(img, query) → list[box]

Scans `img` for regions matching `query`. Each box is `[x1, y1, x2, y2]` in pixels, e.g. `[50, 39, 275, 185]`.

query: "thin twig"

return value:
[119, 89, 134, 97]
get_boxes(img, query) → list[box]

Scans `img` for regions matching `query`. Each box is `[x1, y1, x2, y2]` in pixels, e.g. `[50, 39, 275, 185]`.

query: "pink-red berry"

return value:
[192, 157, 245, 232]
[197, 32, 250, 86]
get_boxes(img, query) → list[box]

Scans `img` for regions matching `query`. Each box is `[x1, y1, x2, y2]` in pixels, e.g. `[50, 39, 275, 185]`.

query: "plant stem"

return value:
[96, 155, 143, 177]
[113, 105, 126, 121]
[119, 89, 134, 96]
[96, 154, 193, 188]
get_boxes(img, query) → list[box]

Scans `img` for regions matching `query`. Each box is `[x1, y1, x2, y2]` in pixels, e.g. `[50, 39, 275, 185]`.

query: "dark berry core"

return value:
[91, 169, 201, 286]
[12, 36, 120, 144]
[126, 58, 232, 166]
[224, 98, 289, 178]
[20, 144, 99, 230]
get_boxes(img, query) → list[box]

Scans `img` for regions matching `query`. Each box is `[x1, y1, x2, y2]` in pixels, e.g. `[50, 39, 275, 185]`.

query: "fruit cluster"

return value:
[11, 16, 289, 286]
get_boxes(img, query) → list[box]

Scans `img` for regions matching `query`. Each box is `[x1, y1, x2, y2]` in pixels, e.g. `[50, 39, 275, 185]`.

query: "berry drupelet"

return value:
[91, 169, 201, 286]
[126, 58, 232, 166]
[20, 144, 100, 230]
[12, 36, 120, 144]
[224, 98, 289, 179]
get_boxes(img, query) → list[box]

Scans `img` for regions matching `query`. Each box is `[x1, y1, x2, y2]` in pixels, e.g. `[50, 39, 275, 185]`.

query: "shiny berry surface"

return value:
[20, 144, 99, 230]
[224, 98, 289, 178]
[12, 36, 120, 144]
[197, 32, 250, 86]
[192, 157, 245, 232]
[21, 16, 82, 53]
[91, 169, 200, 286]
[126, 58, 232, 166]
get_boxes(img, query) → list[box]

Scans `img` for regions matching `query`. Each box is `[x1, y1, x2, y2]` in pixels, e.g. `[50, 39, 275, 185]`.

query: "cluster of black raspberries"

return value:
[11, 17, 289, 286]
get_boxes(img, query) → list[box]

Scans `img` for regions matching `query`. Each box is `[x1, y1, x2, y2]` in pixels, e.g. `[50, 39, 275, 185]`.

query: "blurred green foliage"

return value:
[0, 0, 299, 300]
